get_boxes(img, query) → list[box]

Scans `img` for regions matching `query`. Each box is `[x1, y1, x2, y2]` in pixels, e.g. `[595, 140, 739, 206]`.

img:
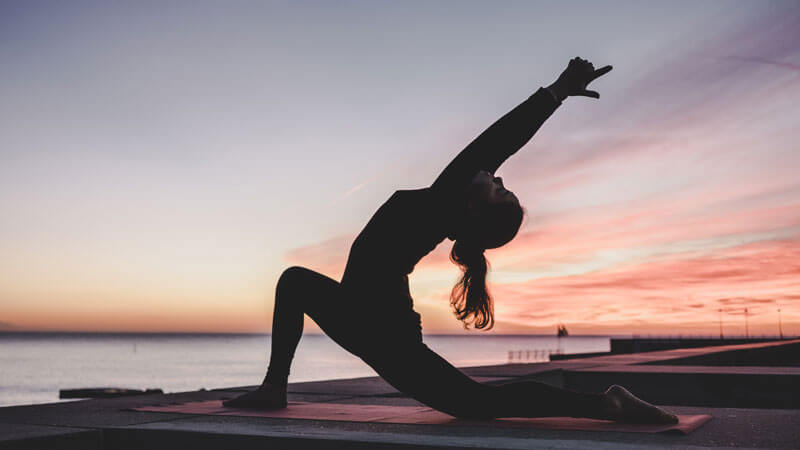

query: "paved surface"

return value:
[1, 339, 799, 449]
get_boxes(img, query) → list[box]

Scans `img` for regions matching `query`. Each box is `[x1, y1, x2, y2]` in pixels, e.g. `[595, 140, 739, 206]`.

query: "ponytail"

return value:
[450, 240, 494, 330]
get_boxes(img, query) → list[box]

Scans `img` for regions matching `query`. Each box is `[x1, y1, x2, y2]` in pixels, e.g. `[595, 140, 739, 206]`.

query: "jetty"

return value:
[1, 338, 798, 449]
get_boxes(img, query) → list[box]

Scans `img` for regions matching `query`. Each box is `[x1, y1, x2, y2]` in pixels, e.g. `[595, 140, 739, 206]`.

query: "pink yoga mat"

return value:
[134, 400, 711, 434]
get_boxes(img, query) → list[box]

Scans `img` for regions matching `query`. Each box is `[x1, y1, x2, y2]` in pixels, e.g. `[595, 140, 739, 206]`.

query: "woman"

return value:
[225, 57, 678, 424]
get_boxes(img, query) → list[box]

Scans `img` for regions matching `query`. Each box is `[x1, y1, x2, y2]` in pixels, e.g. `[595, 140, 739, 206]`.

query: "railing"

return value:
[507, 348, 563, 363]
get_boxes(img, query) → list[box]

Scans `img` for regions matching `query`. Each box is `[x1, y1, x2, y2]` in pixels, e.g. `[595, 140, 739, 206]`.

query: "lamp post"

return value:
[718, 308, 723, 339]
[744, 308, 749, 339]
[778, 308, 783, 339]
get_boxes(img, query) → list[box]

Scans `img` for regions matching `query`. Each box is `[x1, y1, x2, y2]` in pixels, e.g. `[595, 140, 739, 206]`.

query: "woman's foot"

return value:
[222, 382, 288, 409]
[601, 385, 678, 424]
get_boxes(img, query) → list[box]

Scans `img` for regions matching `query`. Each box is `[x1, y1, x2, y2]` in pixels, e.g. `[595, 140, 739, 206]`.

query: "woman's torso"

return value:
[340, 188, 453, 321]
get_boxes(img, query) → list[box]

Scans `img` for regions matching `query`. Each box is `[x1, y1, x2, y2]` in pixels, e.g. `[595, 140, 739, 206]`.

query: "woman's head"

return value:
[449, 170, 524, 330]
[460, 170, 524, 249]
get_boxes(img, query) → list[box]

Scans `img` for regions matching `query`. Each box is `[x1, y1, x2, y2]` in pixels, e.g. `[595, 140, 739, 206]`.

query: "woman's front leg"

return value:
[224, 266, 344, 409]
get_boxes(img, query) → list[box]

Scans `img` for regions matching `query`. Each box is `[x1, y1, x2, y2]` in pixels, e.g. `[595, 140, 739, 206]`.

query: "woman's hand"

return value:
[547, 57, 612, 101]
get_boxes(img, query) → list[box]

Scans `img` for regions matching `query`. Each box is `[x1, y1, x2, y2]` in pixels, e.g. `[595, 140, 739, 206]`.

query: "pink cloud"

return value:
[489, 236, 800, 333]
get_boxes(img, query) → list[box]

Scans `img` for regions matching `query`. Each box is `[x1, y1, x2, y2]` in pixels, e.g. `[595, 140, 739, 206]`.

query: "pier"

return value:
[1, 339, 798, 449]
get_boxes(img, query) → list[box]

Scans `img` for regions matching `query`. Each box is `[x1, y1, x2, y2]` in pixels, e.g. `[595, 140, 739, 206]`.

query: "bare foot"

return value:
[222, 382, 287, 409]
[601, 385, 678, 424]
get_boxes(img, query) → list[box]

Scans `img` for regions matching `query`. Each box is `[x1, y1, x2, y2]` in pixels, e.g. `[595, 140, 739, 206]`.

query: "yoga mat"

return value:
[134, 400, 711, 434]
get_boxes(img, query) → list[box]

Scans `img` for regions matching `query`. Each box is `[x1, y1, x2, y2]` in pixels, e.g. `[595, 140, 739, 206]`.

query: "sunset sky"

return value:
[1, 1, 798, 335]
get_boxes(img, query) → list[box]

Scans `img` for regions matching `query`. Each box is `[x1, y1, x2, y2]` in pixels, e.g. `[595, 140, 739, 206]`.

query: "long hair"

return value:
[450, 240, 493, 329]
[450, 201, 524, 330]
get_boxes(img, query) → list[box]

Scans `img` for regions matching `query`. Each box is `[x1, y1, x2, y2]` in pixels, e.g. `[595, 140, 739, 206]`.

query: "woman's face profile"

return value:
[469, 170, 519, 209]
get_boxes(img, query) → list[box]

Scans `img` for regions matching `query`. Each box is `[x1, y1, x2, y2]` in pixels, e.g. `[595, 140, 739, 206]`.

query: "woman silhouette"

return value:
[225, 57, 677, 423]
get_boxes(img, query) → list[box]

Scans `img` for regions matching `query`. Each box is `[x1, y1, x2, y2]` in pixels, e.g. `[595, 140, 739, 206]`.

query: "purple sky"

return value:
[1, 1, 798, 334]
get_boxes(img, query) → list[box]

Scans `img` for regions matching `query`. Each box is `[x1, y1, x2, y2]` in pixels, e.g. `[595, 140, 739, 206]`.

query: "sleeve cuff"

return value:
[543, 86, 563, 105]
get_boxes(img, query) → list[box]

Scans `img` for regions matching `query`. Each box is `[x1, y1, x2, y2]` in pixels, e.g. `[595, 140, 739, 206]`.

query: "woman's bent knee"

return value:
[277, 266, 310, 290]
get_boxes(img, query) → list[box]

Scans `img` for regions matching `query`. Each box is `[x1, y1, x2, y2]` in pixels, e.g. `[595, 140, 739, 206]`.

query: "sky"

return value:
[1, 1, 799, 335]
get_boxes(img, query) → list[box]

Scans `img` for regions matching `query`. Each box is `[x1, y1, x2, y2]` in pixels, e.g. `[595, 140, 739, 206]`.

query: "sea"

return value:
[0, 333, 610, 407]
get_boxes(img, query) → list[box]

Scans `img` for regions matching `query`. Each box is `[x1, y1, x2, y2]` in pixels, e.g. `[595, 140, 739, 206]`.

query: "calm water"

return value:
[0, 333, 609, 407]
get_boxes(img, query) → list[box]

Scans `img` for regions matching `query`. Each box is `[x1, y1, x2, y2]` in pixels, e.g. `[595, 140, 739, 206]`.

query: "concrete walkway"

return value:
[1, 339, 798, 449]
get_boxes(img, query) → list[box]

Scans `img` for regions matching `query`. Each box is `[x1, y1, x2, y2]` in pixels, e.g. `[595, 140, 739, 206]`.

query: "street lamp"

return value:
[744, 308, 749, 339]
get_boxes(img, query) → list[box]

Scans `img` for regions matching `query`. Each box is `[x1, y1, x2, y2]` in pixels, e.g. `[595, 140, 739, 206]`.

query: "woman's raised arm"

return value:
[429, 86, 561, 196]
[430, 57, 612, 196]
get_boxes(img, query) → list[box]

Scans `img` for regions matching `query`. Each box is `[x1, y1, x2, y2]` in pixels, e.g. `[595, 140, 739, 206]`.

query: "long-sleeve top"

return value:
[339, 87, 561, 326]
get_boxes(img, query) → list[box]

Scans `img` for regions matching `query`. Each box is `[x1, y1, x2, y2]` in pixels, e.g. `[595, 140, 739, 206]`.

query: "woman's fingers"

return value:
[581, 64, 612, 98]
[590, 65, 613, 81]
[577, 90, 600, 99]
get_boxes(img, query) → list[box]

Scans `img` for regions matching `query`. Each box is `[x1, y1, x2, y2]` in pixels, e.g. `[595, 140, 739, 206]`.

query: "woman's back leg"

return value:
[372, 342, 603, 419]
[374, 343, 675, 422]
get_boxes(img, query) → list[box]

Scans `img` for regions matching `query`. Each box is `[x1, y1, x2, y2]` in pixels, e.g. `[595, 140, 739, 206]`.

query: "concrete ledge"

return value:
[610, 337, 786, 354]
[0, 423, 100, 450]
[101, 426, 665, 450]
[100, 405, 800, 450]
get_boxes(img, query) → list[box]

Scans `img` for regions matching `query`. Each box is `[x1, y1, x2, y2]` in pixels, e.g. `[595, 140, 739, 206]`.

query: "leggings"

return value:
[264, 266, 605, 419]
